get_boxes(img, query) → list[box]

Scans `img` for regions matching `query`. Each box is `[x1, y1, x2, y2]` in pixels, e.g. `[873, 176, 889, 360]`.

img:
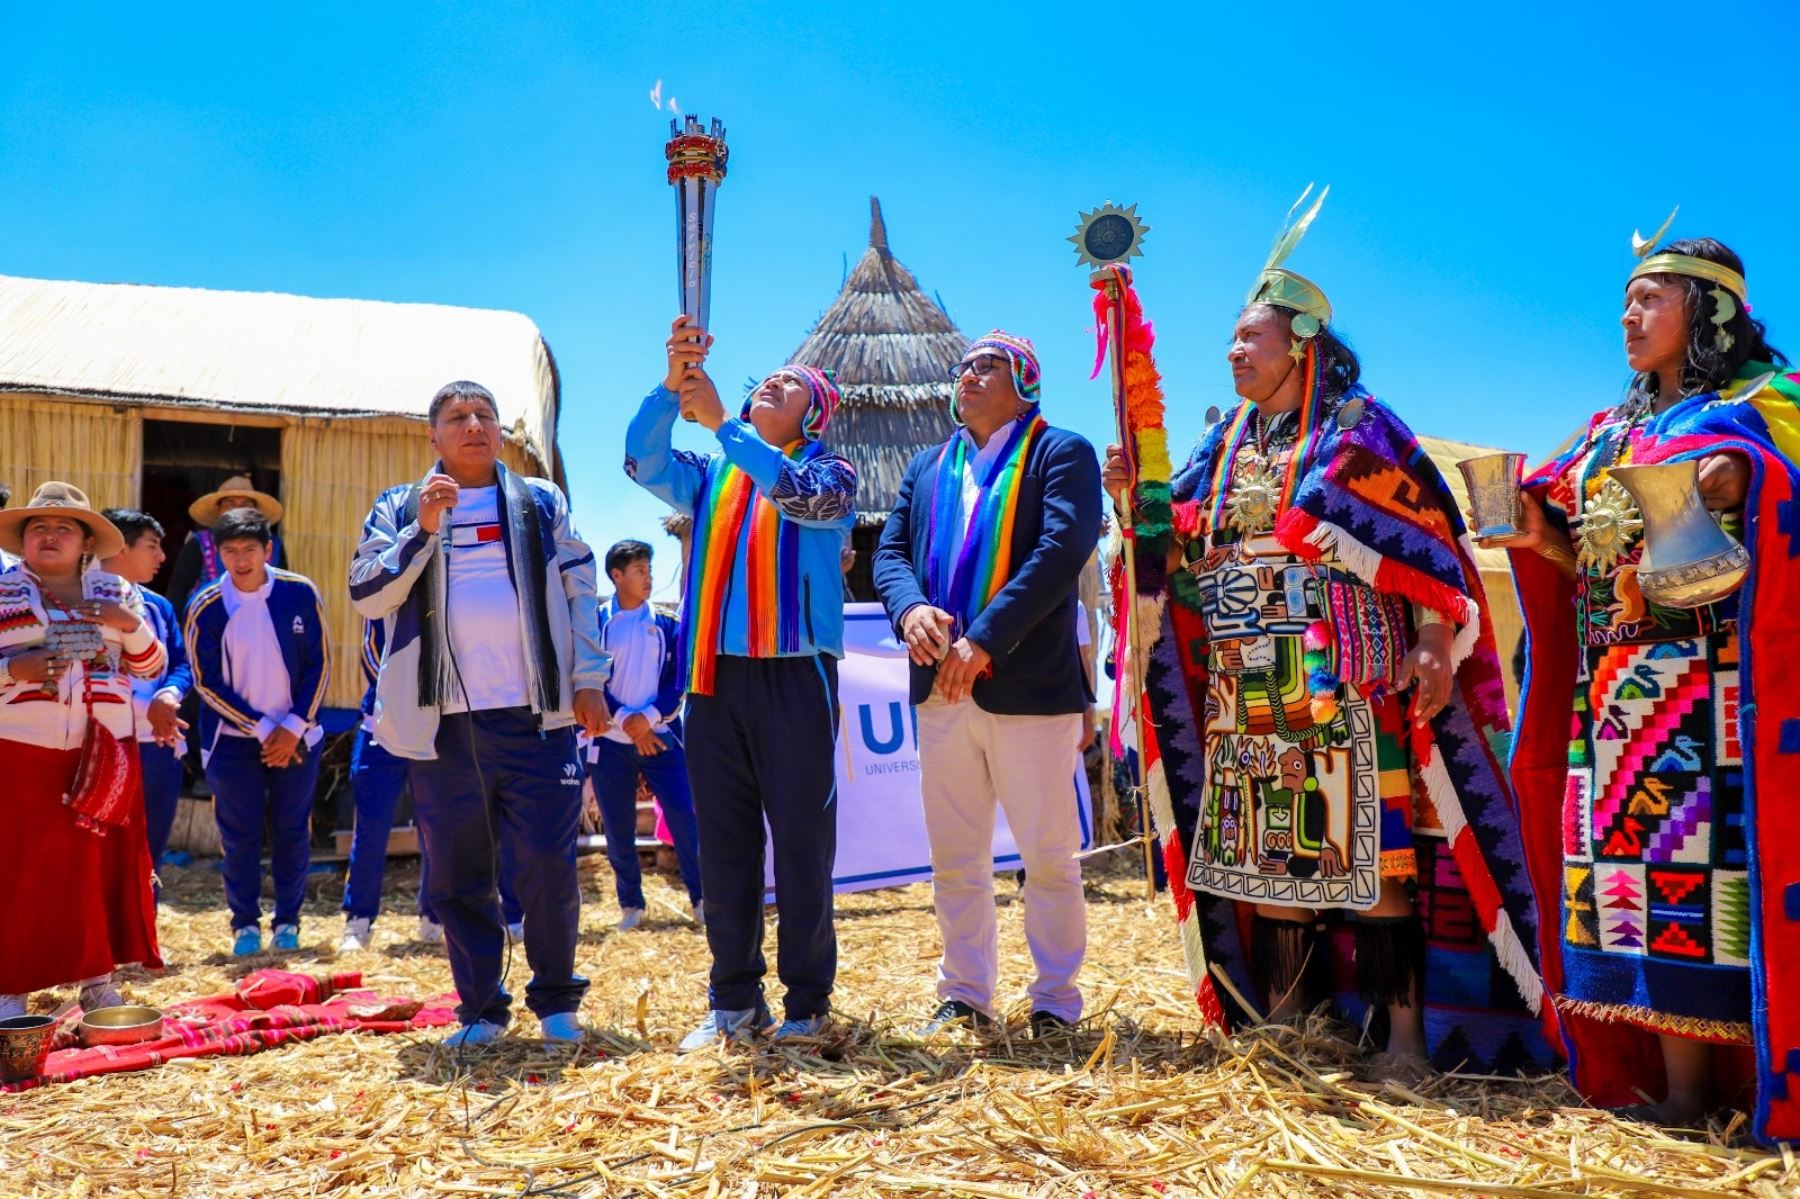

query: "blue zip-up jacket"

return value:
[138, 586, 193, 703]
[185, 568, 331, 760]
[624, 383, 856, 662]
[596, 596, 683, 728]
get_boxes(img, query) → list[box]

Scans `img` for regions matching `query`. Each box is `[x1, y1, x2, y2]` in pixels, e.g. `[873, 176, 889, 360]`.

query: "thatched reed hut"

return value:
[665, 198, 965, 599]
[0, 272, 561, 719]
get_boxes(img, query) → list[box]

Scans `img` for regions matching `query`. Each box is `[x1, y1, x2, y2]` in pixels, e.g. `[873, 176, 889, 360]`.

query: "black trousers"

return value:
[684, 654, 840, 1020]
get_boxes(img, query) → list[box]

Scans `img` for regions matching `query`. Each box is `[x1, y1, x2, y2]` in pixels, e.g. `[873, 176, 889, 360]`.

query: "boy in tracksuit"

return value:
[626, 315, 855, 1049]
[589, 540, 703, 930]
[186, 508, 330, 957]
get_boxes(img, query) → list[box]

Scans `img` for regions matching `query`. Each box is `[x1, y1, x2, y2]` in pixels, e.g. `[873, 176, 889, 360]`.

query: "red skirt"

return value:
[0, 739, 161, 995]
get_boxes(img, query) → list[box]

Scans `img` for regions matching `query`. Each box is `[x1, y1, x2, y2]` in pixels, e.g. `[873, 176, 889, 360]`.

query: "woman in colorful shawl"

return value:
[1106, 194, 1551, 1079]
[1498, 230, 1800, 1139]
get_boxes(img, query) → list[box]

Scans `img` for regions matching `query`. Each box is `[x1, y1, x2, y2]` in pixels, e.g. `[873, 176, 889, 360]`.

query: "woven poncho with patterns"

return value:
[1510, 363, 1800, 1145]
[1147, 389, 1556, 1074]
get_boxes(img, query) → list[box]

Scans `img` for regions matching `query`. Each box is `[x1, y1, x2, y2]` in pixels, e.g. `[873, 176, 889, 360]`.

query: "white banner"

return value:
[767, 603, 1092, 898]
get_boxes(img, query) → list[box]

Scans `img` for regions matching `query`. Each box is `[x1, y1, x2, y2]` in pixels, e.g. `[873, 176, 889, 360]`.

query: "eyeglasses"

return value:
[948, 354, 1010, 382]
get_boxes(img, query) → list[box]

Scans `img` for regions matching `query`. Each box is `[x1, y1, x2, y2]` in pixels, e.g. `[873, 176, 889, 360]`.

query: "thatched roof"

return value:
[800, 198, 966, 524]
[0, 273, 561, 472]
[663, 199, 965, 538]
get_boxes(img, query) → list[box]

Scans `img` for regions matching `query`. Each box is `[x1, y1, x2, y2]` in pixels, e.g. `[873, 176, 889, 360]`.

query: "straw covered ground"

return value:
[4, 854, 1796, 1198]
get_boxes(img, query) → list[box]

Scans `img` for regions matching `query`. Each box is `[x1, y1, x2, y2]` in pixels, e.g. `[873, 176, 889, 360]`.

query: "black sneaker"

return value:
[916, 999, 992, 1036]
[1029, 1010, 1076, 1040]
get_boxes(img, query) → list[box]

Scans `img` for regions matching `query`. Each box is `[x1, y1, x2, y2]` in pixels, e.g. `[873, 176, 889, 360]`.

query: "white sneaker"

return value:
[506, 921, 525, 941]
[677, 1006, 770, 1053]
[617, 907, 645, 931]
[443, 1021, 504, 1048]
[540, 1011, 584, 1042]
[339, 917, 372, 952]
[417, 917, 445, 943]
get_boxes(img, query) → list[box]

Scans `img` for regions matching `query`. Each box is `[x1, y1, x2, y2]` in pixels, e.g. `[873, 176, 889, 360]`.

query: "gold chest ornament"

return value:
[1225, 449, 1282, 536]
[1574, 473, 1644, 575]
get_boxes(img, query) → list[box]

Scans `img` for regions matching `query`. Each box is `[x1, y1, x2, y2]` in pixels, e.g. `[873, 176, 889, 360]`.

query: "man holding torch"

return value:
[625, 316, 856, 1051]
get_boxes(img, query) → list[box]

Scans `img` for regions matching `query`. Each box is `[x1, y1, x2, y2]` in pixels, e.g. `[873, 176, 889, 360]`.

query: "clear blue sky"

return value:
[5, 2, 1796, 604]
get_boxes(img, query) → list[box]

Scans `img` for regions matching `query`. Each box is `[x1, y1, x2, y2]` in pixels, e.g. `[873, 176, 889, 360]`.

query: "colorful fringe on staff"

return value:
[1091, 267, 1173, 598]
[1090, 264, 1224, 1029]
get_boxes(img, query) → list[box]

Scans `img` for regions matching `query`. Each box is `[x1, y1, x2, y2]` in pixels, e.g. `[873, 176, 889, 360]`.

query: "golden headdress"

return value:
[1627, 206, 1748, 351]
[1246, 184, 1333, 347]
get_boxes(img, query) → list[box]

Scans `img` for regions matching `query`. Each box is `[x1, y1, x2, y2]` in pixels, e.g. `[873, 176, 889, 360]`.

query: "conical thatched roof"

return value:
[800, 197, 965, 524]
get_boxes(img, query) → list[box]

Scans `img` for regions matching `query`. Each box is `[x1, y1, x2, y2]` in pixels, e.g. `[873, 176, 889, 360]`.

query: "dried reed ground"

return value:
[3, 855, 1795, 1198]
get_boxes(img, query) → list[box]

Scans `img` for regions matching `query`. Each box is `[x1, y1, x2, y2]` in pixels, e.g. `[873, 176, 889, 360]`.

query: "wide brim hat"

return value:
[0, 481, 126, 559]
[189, 475, 284, 527]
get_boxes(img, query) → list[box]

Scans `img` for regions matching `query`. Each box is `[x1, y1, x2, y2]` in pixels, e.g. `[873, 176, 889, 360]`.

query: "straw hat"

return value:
[189, 475, 283, 527]
[0, 481, 125, 559]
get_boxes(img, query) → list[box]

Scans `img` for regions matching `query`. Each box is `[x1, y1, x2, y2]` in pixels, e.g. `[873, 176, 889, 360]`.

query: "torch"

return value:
[666, 114, 729, 419]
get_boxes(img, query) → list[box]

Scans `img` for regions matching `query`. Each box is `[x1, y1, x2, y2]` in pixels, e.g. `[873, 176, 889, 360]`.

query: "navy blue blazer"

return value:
[873, 421, 1101, 716]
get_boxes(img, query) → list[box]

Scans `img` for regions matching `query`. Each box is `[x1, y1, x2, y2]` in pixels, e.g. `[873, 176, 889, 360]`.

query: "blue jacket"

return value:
[185, 568, 332, 759]
[624, 384, 856, 661]
[138, 586, 193, 703]
[597, 597, 683, 728]
[873, 422, 1101, 715]
[348, 461, 608, 761]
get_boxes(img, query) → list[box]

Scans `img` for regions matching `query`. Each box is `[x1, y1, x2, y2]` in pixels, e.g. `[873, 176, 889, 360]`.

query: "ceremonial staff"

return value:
[1071, 205, 1225, 1026]
[666, 114, 728, 419]
[1070, 203, 1156, 892]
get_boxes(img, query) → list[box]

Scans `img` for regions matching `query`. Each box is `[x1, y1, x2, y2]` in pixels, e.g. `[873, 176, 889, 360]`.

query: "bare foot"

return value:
[1367, 1050, 1434, 1087]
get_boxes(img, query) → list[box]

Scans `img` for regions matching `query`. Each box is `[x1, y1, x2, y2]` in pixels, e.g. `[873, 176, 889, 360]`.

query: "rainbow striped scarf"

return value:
[681, 443, 811, 695]
[924, 415, 1047, 633]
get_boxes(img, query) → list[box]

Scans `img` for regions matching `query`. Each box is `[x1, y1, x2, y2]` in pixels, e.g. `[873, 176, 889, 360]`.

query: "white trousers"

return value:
[917, 699, 1086, 1021]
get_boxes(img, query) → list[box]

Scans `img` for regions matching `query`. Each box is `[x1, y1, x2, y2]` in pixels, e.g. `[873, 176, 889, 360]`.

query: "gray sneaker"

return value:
[677, 1006, 769, 1053]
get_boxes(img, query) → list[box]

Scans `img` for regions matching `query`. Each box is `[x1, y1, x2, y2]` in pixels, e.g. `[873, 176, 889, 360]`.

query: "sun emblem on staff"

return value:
[1575, 474, 1644, 575]
[1226, 457, 1282, 535]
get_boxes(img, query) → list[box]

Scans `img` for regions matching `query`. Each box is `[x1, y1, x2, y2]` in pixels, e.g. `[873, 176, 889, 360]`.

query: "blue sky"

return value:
[4, 2, 1796, 603]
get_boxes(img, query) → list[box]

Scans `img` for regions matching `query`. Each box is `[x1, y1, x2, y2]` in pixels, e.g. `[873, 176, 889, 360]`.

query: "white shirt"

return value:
[600, 601, 666, 744]
[442, 486, 531, 713]
[948, 418, 1023, 569]
[1076, 600, 1092, 650]
[220, 573, 319, 745]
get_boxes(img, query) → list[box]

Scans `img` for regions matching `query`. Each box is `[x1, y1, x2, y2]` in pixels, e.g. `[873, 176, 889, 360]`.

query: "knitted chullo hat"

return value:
[741, 365, 842, 442]
[967, 331, 1041, 403]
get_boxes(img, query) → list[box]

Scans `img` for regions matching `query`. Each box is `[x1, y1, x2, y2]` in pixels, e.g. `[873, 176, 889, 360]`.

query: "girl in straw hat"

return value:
[0, 482, 167, 1019]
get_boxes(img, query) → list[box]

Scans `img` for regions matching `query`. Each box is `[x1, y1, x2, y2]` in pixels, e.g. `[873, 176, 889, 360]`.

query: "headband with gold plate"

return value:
[1627, 206, 1747, 351]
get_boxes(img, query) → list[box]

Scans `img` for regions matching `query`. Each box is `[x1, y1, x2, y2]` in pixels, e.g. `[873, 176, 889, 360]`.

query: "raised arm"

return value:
[715, 422, 857, 529]
[348, 487, 435, 620]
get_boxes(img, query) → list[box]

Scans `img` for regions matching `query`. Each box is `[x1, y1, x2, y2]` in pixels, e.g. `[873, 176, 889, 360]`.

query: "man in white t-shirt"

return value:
[350, 381, 610, 1048]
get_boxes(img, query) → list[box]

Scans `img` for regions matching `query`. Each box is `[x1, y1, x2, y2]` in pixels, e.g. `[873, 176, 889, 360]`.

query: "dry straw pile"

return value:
[3, 857, 1794, 1198]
